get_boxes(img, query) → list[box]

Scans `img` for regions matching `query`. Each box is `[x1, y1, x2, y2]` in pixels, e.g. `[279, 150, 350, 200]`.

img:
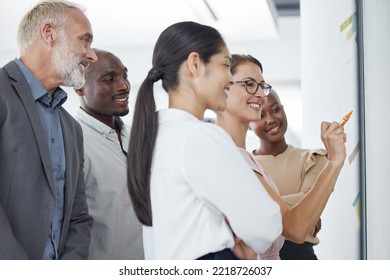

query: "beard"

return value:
[52, 32, 88, 89]
[113, 108, 130, 117]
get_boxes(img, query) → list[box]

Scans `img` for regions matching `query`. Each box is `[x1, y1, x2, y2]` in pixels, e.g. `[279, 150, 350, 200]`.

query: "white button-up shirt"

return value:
[144, 108, 282, 259]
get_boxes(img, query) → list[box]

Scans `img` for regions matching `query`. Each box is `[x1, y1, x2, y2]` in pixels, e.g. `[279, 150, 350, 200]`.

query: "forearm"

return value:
[283, 160, 343, 242]
[282, 173, 323, 208]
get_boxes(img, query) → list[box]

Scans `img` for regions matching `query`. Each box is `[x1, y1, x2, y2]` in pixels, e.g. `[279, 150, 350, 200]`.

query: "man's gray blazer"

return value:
[0, 60, 93, 259]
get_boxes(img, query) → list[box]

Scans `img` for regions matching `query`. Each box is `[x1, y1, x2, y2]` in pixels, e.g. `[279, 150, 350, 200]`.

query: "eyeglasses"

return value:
[235, 80, 272, 96]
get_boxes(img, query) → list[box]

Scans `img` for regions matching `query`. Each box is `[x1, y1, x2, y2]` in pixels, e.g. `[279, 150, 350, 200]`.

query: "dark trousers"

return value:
[280, 240, 318, 260]
[197, 248, 239, 260]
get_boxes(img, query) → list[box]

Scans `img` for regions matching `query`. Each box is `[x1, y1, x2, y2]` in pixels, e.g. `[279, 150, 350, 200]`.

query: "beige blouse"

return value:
[252, 145, 327, 245]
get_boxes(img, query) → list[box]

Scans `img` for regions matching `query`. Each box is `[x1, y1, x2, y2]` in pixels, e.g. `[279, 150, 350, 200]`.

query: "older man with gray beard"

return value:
[0, 1, 97, 259]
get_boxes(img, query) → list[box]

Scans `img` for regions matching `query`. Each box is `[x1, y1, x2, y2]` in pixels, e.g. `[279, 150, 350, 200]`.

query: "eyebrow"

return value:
[262, 101, 279, 110]
[79, 32, 93, 43]
[240, 76, 265, 83]
[101, 68, 128, 77]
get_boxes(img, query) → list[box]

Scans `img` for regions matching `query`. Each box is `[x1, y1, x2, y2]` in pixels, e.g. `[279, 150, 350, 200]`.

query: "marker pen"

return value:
[340, 110, 353, 127]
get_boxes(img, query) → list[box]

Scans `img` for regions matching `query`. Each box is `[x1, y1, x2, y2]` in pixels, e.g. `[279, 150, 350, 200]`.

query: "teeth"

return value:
[79, 61, 89, 69]
[115, 97, 128, 102]
[268, 126, 279, 133]
[248, 103, 260, 108]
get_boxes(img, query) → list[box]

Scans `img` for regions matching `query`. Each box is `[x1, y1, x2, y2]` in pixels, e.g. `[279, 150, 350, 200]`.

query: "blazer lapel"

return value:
[5, 61, 56, 195]
[59, 110, 72, 209]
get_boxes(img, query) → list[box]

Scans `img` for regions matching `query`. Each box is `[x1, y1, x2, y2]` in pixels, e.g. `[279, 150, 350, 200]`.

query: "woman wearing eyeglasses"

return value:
[216, 54, 346, 260]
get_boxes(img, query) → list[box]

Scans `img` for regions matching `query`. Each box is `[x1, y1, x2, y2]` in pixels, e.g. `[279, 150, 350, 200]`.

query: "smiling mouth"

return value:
[248, 103, 261, 109]
[78, 60, 89, 72]
[266, 125, 280, 134]
[113, 95, 129, 102]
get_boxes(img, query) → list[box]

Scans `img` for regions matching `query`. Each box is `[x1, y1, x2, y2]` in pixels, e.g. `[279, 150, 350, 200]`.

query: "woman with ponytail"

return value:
[127, 21, 282, 260]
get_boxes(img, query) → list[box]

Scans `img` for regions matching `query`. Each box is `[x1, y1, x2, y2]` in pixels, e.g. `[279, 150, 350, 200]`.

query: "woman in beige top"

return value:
[249, 90, 327, 259]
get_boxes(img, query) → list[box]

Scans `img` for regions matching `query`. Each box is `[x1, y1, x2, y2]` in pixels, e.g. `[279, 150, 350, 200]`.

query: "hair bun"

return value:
[148, 68, 164, 83]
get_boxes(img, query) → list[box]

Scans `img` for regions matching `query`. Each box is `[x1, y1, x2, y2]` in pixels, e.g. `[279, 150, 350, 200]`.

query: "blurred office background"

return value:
[1, 0, 388, 259]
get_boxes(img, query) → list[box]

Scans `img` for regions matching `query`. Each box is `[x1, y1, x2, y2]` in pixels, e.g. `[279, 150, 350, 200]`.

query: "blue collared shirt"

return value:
[15, 58, 67, 260]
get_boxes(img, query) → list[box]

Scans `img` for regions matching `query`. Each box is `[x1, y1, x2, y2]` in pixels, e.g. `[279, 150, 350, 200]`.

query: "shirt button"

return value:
[51, 138, 55, 143]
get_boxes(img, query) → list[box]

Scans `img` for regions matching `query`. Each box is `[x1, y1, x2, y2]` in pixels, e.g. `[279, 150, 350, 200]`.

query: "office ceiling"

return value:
[0, 0, 300, 52]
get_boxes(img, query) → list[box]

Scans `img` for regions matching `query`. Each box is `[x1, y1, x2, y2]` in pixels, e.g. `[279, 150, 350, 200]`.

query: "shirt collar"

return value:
[76, 107, 128, 138]
[14, 58, 67, 107]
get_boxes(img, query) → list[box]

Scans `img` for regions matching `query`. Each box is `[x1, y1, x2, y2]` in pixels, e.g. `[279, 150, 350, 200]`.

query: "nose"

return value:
[227, 71, 234, 88]
[254, 86, 266, 98]
[119, 78, 131, 91]
[253, 88, 266, 106]
[86, 48, 98, 62]
[262, 112, 276, 124]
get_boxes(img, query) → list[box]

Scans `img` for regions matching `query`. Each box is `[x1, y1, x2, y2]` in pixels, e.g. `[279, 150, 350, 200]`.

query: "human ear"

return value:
[41, 23, 56, 45]
[186, 52, 203, 77]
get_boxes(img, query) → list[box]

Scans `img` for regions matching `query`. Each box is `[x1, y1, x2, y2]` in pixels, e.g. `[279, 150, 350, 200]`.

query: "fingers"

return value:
[320, 121, 347, 164]
[321, 121, 347, 144]
[232, 237, 257, 260]
[321, 121, 345, 141]
[313, 219, 322, 238]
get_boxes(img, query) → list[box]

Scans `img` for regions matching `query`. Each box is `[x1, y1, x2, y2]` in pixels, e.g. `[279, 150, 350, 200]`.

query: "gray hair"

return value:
[17, 0, 85, 55]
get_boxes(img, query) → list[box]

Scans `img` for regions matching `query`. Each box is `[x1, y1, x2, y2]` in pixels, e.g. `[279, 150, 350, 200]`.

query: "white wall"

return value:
[301, 0, 360, 259]
[362, 0, 390, 260]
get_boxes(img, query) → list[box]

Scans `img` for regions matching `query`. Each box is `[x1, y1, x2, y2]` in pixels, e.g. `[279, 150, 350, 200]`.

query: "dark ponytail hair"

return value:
[127, 21, 226, 226]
